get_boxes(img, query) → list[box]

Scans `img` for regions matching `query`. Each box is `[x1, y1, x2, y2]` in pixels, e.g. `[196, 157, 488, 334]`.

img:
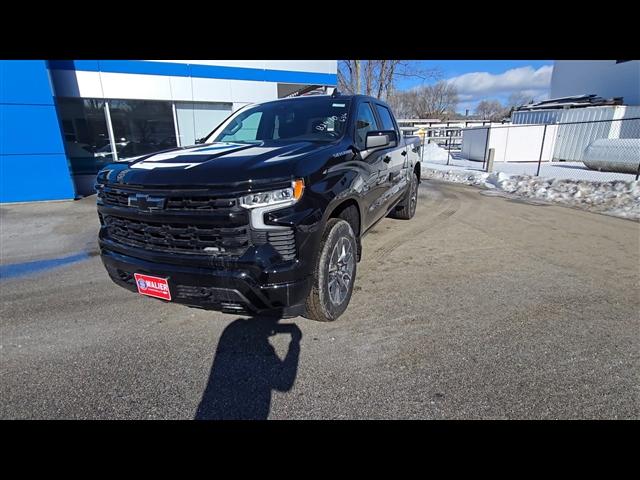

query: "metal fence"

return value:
[418, 117, 640, 182]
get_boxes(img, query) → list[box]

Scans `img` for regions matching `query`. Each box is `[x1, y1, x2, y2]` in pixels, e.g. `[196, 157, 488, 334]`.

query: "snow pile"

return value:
[422, 167, 640, 220]
[420, 142, 450, 162]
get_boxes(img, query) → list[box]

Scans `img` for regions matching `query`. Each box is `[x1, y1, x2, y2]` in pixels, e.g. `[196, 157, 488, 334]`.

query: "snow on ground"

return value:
[420, 142, 450, 162]
[422, 167, 640, 221]
[424, 156, 638, 182]
[418, 143, 639, 220]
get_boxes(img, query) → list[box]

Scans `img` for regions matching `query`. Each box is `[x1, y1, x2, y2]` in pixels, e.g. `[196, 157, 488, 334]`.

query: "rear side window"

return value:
[355, 103, 379, 149]
[375, 105, 396, 132]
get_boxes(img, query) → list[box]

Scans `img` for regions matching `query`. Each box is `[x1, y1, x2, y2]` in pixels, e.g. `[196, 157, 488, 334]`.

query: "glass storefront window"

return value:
[54, 97, 237, 196]
[175, 102, 232, 146]
[56, 98, 111, 176]
[108, 99, 177, 160]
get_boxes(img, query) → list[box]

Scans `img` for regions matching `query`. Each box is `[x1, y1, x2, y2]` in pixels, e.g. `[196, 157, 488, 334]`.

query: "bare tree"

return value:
[475, 100, 509, 121]
[387, 81, 459, 119]
[386, 89, 418, 118]
[338, 60, 440, 99]
[337, 60, 359, 94]
[416, 81, 459, 119]
[507, 91, 534, 109]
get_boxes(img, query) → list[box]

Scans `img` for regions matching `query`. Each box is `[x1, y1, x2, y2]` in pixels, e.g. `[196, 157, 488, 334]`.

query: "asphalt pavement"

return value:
[1, 181, 638, 419]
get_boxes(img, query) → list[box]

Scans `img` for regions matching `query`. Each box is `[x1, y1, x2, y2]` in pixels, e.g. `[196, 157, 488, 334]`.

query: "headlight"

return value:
[239, 179, 305, 230]
[240, 179, 304, 209]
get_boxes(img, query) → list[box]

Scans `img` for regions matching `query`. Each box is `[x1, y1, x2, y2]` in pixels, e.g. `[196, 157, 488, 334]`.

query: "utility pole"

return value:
[354, 60, 361, 95]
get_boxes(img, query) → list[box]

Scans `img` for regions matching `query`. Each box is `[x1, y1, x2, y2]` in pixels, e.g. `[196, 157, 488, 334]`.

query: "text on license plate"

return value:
[134, 273, 172, 301]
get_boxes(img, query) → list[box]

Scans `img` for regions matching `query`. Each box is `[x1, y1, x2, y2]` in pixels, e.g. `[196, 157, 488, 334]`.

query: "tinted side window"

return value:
[355, 103, 379, 149]
[375, 105, 396, 132]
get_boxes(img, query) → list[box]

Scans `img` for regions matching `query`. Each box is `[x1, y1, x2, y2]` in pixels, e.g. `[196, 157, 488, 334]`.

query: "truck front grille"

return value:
[99, 186, 297, 261]
[103, 215, 250, 256]
[99, 187, 238, 211]
[166, 196, 237, 211]
[102, 189, 129, 207]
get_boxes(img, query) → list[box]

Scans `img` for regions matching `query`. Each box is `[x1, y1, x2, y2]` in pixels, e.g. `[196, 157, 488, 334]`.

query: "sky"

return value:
[394, 60, 554, 113]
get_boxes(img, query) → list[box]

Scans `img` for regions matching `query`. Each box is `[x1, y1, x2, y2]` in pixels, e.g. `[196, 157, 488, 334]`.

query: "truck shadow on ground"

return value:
[195, 315, 302, 420]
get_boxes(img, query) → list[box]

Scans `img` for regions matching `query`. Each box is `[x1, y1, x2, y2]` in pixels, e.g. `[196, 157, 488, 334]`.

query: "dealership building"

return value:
[0, 60, 337, 203]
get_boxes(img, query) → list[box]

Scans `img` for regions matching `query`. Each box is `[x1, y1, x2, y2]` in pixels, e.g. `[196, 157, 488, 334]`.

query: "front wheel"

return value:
[303, 218, 357, 322]
[390, 171, 418, 220]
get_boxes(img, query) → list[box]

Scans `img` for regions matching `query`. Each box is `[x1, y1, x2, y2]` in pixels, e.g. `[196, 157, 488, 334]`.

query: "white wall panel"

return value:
[497, 126, 545, 162]
[232, 102, 252, 112]
[157, 60, 267, 69]
[261, 60, 337, 74]
[542, 125, 558, 160]
[151, 60, 337, 74]
[50, 70, 104, 98]
[169, 76, 193, 102]
[229, 80, 277, 104]
[191, 77, 232, 102]
[100, 72, 173, 101]
[488, 127, 509, 162]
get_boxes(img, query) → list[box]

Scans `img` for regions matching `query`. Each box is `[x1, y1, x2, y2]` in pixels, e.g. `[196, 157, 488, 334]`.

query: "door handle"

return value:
[401, 150, 407, 156]
[383, 156, 391, 163]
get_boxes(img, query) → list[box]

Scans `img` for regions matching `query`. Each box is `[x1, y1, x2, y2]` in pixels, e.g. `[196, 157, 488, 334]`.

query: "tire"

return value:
[390, 171, 419, 220]
[303, 218, 357, 322]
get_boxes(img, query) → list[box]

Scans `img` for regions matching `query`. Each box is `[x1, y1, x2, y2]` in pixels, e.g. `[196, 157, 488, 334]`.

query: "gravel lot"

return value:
[1, 181, 638, 419]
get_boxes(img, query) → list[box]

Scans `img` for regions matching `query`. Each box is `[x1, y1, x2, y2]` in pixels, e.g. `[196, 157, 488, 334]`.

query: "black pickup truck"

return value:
[96, 93, 421, 321]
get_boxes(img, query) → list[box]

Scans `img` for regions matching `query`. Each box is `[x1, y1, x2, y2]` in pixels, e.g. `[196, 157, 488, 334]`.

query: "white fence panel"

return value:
[460, 127, 489, 161]
[461, 124, 558, 163]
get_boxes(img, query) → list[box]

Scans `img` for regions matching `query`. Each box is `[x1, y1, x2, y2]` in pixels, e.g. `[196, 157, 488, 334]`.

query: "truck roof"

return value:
[254, 93, 390, 108]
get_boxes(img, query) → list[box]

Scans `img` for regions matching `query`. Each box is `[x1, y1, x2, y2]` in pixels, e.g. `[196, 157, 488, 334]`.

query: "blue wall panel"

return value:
[1, 104, 66, 154]
[1, 60, 56, 105]
[0, 60, 75, 203]
[0, 154, 76, 202]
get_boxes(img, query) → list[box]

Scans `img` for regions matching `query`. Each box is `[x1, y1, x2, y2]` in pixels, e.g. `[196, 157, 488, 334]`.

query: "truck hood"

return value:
[104, 141, 335, 188]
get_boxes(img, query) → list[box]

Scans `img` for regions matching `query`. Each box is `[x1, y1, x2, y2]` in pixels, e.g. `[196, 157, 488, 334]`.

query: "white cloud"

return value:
[447, 65, 553, 104]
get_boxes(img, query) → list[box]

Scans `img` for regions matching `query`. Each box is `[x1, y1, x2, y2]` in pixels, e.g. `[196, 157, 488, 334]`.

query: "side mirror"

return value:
[195, 137, 205, 144]
[365, 130, 397, 150]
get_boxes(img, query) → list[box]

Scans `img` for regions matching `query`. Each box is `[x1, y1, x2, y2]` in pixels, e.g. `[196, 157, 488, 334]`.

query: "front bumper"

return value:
[95, 179, 327, 317]
[101, 247, 312, 317]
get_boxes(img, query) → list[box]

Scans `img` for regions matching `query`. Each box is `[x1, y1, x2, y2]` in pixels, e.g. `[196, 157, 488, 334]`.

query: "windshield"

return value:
[206, 97, 351, 144]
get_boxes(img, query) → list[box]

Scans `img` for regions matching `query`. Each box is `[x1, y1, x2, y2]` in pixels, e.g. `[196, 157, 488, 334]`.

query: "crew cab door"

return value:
[372, 102, 409, 209]
[354, 101, 395, 230]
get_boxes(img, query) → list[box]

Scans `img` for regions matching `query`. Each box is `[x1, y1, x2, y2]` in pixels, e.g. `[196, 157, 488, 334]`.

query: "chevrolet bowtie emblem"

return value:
[128, 194, 166, 211]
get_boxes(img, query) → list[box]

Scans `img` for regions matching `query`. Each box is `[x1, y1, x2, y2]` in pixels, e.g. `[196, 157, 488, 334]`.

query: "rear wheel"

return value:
[390, 171, 418, 220]
[303, 219, 357, 322]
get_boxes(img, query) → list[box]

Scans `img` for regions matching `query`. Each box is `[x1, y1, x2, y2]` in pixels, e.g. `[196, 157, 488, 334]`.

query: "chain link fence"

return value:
[419, 117, 640, 182]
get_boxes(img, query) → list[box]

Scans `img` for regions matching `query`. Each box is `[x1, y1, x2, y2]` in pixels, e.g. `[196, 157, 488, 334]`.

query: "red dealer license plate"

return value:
[134, 273, 172, 301]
